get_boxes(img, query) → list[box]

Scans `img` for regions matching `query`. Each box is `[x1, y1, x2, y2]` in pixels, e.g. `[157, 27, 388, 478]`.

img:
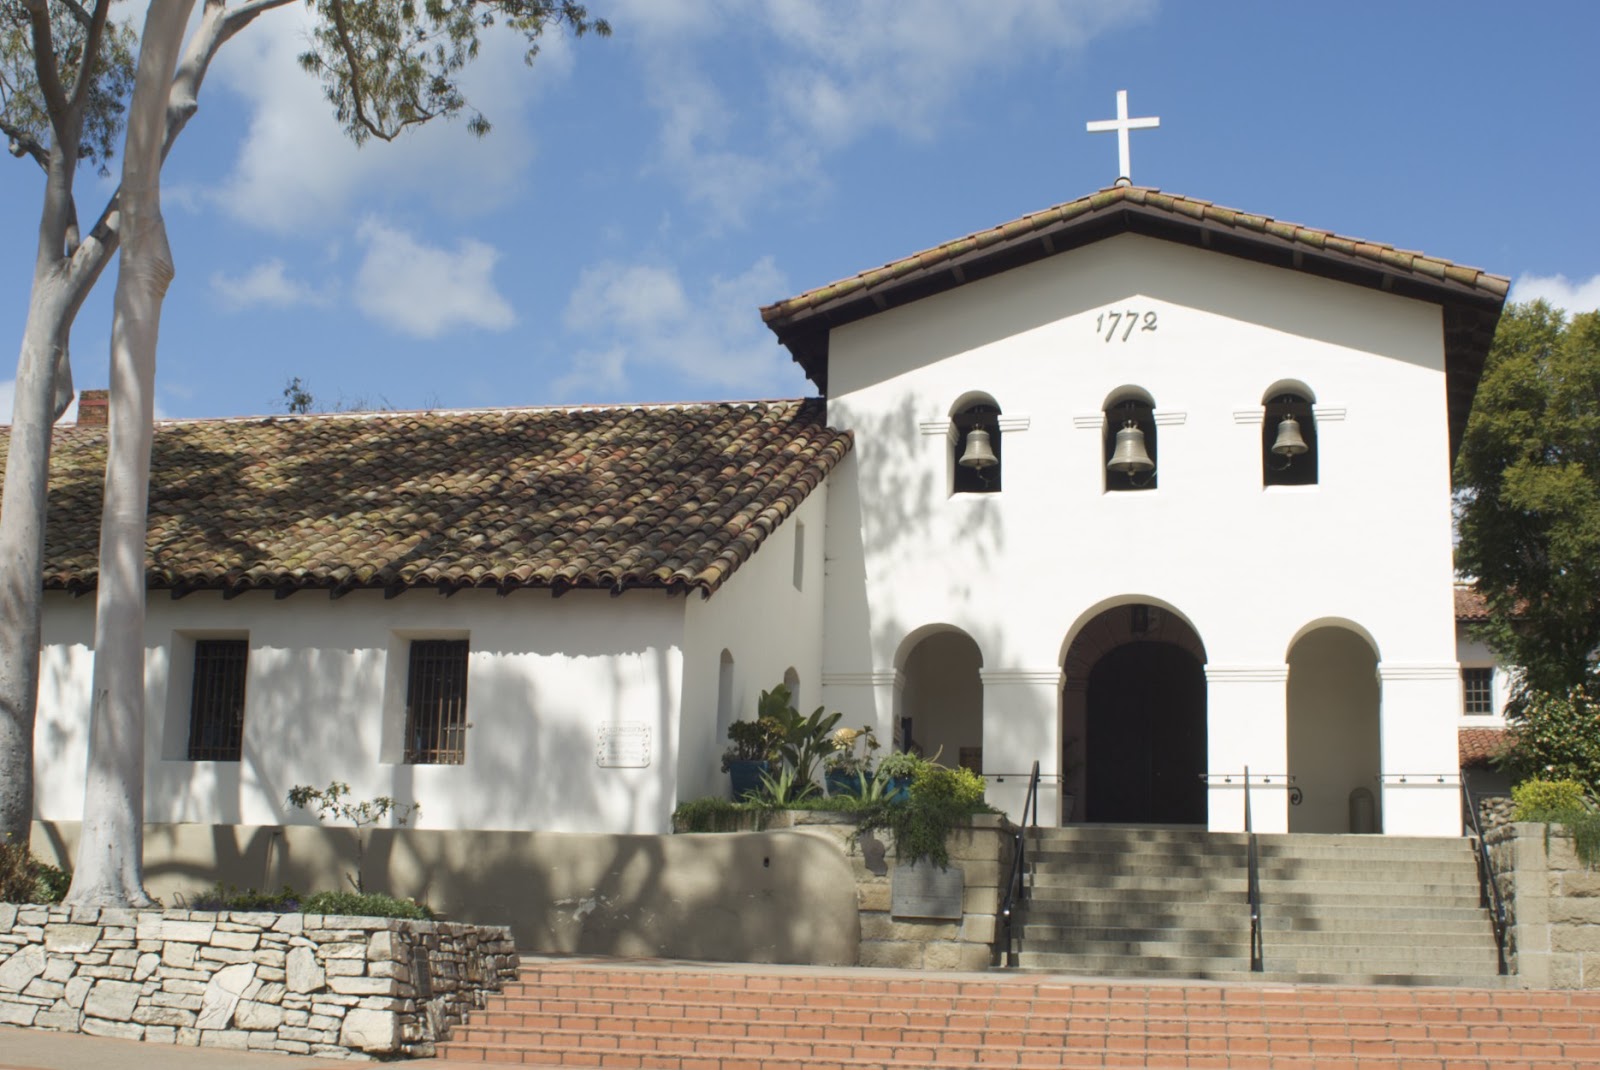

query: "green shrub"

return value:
[189, 884, 304, 913]
[0, 839, 70, 904]
[1512, 778, 1591, 819]
[911, 763, 987, 808]
[301, 890, 435, 920]
[854, 761, 995, 870]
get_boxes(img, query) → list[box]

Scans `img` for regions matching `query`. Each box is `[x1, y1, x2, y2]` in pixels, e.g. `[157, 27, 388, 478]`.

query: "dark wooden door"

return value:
[1085, 641, 1207, 824]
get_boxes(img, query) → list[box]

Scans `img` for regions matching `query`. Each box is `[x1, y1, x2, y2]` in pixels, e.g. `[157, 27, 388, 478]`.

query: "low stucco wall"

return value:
[0, 905, 515, 1058]
[1488, 821, 1600, 988]
[30, 821, 860, 967]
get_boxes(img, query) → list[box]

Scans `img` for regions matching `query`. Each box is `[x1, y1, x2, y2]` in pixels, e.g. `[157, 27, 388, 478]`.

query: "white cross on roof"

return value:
[1086, 90, 1160, 186]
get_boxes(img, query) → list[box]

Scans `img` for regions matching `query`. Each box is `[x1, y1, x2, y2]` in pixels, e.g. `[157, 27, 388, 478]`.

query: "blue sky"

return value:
[1, 0, 1597, 422]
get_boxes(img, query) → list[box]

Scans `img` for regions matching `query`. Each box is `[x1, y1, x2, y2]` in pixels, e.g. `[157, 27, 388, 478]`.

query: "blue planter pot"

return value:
[886, 776, 911, 803]
[826, 769, 862, 797]
[727, 759, 769, 800]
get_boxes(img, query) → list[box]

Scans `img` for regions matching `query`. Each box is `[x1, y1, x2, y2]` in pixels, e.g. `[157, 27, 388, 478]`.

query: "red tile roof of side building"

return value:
[0, 399, 852, 599]
[1460, 726, 1509, 770]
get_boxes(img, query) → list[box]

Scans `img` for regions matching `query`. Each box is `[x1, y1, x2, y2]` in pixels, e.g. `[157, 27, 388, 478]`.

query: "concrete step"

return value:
[1022, 882, 1484, 909]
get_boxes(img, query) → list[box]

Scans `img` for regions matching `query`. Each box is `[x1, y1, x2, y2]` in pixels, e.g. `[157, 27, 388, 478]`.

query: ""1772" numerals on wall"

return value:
[1094, 309, 1158, 342]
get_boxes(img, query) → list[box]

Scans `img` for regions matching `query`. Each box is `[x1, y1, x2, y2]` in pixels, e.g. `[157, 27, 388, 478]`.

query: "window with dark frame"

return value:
[404, 639, 470, 764]
[187, 639, 248, 761]
[1462, 667, 1495, 716]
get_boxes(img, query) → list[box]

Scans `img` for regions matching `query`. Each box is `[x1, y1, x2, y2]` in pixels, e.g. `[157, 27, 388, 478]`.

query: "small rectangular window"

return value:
[1462, 667, 1495, 716]
[187, 639, 248, 761]
[404, 639, 470, 764]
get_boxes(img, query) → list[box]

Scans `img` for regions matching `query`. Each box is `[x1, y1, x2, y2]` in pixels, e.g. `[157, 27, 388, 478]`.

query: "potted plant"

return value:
[825, 725, 880, 797]
[721, 714, 781, 800]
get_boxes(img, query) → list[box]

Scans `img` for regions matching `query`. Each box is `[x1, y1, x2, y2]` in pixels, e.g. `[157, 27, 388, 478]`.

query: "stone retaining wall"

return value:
[0, 905, 517, 1058]
[1487, 821, 1600, 988]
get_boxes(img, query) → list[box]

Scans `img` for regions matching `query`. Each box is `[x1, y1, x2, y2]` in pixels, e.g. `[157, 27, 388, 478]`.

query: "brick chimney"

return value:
[76, 389, 109, 427]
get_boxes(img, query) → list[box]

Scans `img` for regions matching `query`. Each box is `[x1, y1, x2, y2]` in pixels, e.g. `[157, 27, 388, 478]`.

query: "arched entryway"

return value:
[898, 628, 983, 772]
[1063, 603, 1208, 825]
[1287, 625, 1382, 833]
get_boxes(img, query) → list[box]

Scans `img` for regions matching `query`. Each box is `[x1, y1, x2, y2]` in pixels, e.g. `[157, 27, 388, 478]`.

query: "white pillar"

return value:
[821, 670, 903, 749]
[978, 668, 1062, 825]
[1203, 665, 1290, 833]
[1376, 662, 1462, 836]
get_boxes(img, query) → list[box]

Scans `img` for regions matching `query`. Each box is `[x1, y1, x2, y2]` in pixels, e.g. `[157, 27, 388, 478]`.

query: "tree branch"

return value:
[323, 0, 413, 143]
[68, 0, 113, 115]
[20, 0, 69, 122]
[0, 118, 49, 170]
[57, 0, 94, 31]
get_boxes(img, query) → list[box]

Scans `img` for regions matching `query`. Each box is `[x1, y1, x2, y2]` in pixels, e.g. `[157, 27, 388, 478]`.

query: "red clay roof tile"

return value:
[0, 399, 850, 599]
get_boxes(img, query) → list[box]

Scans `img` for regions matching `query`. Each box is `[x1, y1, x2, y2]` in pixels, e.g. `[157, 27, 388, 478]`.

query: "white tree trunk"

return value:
[65, 0, 196, 908]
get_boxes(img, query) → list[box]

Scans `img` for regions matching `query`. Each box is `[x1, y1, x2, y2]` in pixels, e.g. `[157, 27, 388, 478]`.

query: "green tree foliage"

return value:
[1456, 300, 1600, 696]
[0, 0, 136, 173]
[1496, 687, 1600, 790]
[301, 0, 608, 144]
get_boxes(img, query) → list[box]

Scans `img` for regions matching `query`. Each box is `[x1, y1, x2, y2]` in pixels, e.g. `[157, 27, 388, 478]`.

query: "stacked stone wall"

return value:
[0, 906, 517, 1057]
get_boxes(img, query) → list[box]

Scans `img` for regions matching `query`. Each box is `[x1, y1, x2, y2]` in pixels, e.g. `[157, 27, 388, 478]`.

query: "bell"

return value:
[1271, 415, 1309, 457]
[958, 427, 998, 470]
[1106, 421, 1154, 475]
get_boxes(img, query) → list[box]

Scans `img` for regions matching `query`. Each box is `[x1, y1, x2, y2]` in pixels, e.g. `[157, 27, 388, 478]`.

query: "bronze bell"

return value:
[1271, 415, 1309, 457]
[958, 427, 998, 470]
[1107, 421, 1154, 475]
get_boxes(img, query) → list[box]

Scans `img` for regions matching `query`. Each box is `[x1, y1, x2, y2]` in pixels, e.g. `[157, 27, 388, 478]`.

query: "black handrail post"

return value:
[999, 759, 1042, 967]
[1461, 773, 1509, 975]
[1244, 766, 1264, 973]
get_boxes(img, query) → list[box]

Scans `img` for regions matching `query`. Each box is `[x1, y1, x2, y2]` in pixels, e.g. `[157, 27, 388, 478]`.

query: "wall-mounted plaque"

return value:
[595, 723, 650, 768]
[891, 860, 964, 919]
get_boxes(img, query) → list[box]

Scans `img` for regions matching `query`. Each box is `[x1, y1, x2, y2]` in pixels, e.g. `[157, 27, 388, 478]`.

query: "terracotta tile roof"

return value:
[1455, 585, 1491, 621]
[761, 184, 1506, 460]
[762, 185, 1508, 325]
[0, 400, 851, 599]
[1460, 726, 1509, 770]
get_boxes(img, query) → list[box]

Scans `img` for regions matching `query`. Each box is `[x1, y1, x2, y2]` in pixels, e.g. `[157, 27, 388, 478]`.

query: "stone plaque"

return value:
[891, 860, 964, 920]
[595, 723, 650, 768]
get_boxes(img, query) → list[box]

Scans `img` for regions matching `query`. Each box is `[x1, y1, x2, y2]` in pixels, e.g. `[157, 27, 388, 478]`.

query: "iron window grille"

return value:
[404, 639, 470, 764]
[1462, 667, 1495, 716]
[187, 639, 248, 761]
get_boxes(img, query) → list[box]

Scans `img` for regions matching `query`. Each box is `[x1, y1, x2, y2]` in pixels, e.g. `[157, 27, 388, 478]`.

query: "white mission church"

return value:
[10, 108, 1511, 843]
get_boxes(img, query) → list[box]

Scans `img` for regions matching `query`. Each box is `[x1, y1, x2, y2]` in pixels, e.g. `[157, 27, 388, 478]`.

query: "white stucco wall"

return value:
[820, 233, 1464, 834]
[679, 486, 830, 800]
[35, 588, 685, 833]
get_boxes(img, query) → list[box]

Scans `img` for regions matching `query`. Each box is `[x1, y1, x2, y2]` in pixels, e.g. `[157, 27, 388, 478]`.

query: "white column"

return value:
[1203, 665, 1290, 833]
[821, 670, 904, 747]
[1376, 663, 1462, 836]
[978, 668, 1062, 825]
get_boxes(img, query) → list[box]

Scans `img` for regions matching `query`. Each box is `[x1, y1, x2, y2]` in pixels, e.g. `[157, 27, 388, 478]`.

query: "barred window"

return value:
[1462, 668, 1495, 716]
[188, 639, 248, 760]
[404, 640, 469, 764]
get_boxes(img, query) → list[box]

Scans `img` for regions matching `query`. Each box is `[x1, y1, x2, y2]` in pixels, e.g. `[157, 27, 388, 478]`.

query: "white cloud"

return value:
[210, 4, 571, 231]
[1509, 272, 1600, 315]
[0, 381, 79, 425]
[353, 220, 516, 338]
[556, 255, 795, 397]
[211, 258, 330, 311]
[608, 0, 1153, 221]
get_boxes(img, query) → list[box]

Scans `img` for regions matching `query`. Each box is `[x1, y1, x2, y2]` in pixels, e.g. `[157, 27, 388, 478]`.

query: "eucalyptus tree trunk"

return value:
[64, 0, 196, 908]
[0, 0, 293, 851]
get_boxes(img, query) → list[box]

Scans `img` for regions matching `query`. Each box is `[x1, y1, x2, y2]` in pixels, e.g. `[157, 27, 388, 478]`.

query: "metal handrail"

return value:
[1461, 774, 1509, 975]
[1244, 765, 1264, 972]
[999, 760, 1042, 967]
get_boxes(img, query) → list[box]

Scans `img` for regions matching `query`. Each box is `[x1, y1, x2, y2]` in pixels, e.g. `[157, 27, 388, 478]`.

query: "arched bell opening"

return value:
[1102, 387, 1157, 492]
[896, 626, 984, 772]
[1262, 382, 1318, 487]
[1286, 625, 1381, 833]
[1061, 601, 1207, 824]
[949, 392, 1002, 495]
